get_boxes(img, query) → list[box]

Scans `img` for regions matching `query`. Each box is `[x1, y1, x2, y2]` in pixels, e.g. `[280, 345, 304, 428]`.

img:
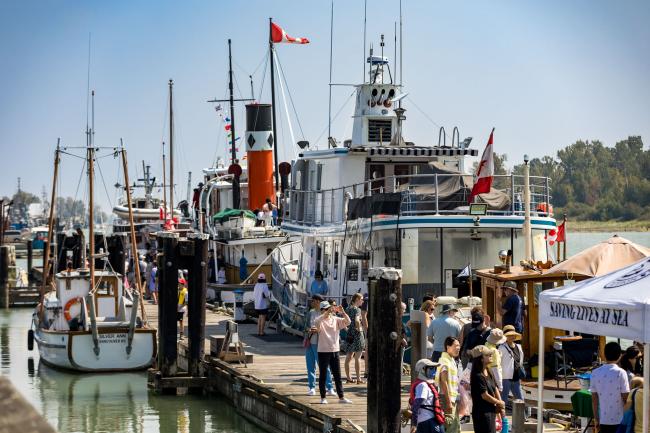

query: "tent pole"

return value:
[641, 343, 650, 432]
[537, 326, 545, 433]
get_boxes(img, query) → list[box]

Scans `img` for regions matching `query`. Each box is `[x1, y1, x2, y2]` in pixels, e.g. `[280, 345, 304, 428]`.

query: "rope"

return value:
[313, 90, 356, 146]
[274, 51, 306, 140]
[95, 158, 113, 209]
[404, 95, 448, 141]
[257, 52, 270, 102]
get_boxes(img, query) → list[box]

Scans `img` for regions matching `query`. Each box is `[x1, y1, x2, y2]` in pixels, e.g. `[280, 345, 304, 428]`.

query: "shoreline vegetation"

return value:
[565, 219, 650, 232]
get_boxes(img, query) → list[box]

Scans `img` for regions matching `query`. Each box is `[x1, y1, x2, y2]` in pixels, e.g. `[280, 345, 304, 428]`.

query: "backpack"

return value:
[408, 379, 446, 425]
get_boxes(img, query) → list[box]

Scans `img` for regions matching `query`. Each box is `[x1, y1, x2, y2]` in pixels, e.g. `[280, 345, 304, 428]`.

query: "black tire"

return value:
[27, 329, 34, 351]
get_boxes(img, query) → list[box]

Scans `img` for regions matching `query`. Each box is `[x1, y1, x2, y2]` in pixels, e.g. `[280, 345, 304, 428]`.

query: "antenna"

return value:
[249, 75, 255, 100]
[394, 22, 397, 84]
[328, 0, 334, 146]
[363, 0, 367, 83]
[399, 0, 403, 89]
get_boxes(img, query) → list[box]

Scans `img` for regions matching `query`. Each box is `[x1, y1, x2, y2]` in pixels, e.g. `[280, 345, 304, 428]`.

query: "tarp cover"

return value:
[212, 208, 256, 223]
[545, 235, 650, 278]
[539, 257, 650, 343]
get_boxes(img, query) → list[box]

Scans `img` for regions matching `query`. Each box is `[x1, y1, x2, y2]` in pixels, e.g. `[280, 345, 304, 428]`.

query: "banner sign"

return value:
[548, 302, 629, 327]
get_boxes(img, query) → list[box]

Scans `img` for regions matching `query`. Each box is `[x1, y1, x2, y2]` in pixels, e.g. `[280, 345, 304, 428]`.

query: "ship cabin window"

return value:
[136, 200, 146, 209]
[367, 164, 385, 193]
[315, 242, 322, 273]
[361, 258, 369, 281]
[323, 241, 331, 278]
[333, 241, 340, 280]
[367, 119, 392, 144]
[94, 277, 116, 297]
[394, 165, 410, 187]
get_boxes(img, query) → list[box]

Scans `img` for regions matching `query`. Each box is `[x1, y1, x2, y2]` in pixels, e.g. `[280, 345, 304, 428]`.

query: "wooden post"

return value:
[367, 267, 403, 433]
[158, 231, 179, 378]
[186, 233, 208, 381]
[26, 240, 33, 283]
[512, 399, 526, 432]
[0, 246, 8, 308]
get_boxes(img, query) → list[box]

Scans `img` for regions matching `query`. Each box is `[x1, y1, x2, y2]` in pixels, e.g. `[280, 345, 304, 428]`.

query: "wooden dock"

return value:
[0, 376, 56, 433]
[142, 301, 412, 433]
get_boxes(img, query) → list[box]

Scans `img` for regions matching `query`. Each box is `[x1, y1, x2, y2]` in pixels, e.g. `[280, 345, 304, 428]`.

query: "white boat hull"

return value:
[112, 205, 180, 221]
[35, 328, 156, 372]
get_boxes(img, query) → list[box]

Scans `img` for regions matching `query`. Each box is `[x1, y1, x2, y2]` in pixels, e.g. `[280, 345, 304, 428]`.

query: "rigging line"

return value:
[257, 52, 270, 102]
[313, 89, 356, 146]
[57, 150, 86, 160]
[274, 50, 305, 140]
[328, 0, 334, 142]
[273, 53, 296, 158]
[404, 95, 446, 136]
[95, 158, 113, 209]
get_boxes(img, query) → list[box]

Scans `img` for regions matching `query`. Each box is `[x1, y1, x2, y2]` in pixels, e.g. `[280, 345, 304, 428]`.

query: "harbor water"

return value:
[1, 232, 648, 432]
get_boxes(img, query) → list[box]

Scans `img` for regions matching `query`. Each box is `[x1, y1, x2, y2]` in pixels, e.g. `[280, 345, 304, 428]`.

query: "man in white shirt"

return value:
[590, 342, 630, 433]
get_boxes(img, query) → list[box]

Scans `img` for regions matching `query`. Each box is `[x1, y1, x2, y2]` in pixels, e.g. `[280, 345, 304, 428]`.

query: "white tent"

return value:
[538, 257, 650, 433]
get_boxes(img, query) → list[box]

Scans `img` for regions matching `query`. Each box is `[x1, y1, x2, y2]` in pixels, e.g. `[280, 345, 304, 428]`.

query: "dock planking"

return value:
[143, 301, 413, 432]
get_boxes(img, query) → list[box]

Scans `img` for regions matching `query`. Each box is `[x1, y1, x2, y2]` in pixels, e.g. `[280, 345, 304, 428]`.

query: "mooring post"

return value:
[512, 399, 526, 432]
[26, 240, 33, 283]
[0, 246, 8, 308]
[367, 267, 403, 433]
[158, 231, 179, 378]
[186, 233, 208, 380]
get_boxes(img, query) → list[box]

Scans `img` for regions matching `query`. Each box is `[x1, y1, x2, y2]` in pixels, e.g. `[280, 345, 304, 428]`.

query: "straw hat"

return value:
[470, 345, 493, 359]
[502, 325, 522, 341]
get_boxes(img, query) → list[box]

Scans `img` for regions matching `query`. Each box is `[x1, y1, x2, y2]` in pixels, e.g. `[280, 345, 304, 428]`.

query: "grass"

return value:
[567, 220, 650, 232]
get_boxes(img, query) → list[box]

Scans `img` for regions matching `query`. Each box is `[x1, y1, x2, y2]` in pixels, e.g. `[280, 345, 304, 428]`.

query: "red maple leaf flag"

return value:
[271, 22, 310, 44]
[546, 228, 558, 245]
[469, 128, 495, 202]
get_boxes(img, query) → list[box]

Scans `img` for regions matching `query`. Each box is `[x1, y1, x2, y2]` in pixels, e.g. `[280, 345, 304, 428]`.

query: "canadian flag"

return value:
[469, 128, 495, 202]
[546, 228, 558, 245]
[271, 22, 310, 44]
[556, 221, 566, 243]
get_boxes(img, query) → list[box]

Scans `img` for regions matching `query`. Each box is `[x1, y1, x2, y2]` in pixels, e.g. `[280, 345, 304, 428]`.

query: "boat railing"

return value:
[285, 173, 552, 226]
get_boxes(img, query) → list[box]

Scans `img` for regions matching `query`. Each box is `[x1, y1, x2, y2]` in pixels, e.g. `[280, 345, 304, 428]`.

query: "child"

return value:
[178, 278, 188, 339]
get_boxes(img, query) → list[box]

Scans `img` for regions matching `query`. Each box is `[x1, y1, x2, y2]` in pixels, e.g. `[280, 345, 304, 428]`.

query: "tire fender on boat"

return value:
[64, 297, 83, 322]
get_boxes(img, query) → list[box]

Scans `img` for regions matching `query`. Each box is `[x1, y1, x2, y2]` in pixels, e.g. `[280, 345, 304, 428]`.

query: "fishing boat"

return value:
[30, 104, 156, 372]
[273, 47, 557, 331]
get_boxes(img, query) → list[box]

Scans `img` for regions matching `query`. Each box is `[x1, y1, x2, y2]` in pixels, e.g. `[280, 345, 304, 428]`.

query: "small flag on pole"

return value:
[458, 264, 472, 278]
[271, 22, 310, 44]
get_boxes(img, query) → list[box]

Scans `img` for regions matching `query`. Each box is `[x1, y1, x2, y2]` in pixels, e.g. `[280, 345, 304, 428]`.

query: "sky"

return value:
[1, 0, 649, 212]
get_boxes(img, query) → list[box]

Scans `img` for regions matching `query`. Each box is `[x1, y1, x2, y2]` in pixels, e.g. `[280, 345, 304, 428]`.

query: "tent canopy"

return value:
[539, 257, 650, 343]
[545, 235, 650, 279]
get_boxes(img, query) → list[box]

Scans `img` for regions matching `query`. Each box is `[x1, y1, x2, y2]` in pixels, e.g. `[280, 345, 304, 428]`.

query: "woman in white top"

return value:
[253, 273, 270, 336]
[498, 325, 525, 407]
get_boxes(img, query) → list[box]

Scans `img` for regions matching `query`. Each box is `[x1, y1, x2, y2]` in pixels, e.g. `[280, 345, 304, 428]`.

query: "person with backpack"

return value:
[410, 359, 446, 433]
[460, 311, 491, 368]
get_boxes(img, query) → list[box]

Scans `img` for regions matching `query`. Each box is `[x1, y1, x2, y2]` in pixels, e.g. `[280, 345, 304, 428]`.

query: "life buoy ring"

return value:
[64, 297, 83, 322]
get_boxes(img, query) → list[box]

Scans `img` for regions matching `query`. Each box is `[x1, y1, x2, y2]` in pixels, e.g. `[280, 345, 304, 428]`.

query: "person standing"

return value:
[344, 293, 366, 384]
[253, 273, 270, 336]
[310, 270, 328, 297]
[314, 300, 352, 404]
[436, 336, 461, 433]
[619, 346, 642, 385]
[207, 249, 216, 283]
[500, 282, 523, 334]
[460, 310, 491, 368]
[624, 377, 645, 433]
[470, 345, 505, 433]
[498, 325, 524, 407]
[590, 342, 630, 433]
[305, 294, 334, 396]
[485, 328, 506, 391]
[410, 359, 446, 433]
[177, 278, 188, 339]
[239, 251, 248, 282]
[427, 304, 462, 362]
[148, 262, 158, 305]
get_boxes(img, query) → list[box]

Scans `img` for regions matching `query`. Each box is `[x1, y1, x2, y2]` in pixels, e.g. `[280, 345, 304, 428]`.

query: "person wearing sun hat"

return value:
[253, 273, 270, 336]
[469, 345, 505, 433]
[501, 281, 524, 334]
[427, 303, 461, 362]
[498, 325, 525, 408]
[485, 328, 506, 391]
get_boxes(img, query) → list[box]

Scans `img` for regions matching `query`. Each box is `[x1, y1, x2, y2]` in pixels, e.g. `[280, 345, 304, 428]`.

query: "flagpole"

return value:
[562, 214, 567, 261]
[269, 18, 280, 196]
[227, 39, 237, 164]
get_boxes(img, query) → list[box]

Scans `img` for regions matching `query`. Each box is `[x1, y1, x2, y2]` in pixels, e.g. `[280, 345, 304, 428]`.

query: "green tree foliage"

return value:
[512, 136, 649, 221]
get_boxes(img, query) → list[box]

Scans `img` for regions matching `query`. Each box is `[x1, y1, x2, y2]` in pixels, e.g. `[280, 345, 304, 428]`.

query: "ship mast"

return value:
[88, 91, 95, 286]
[269, 18, 280, 193]
[168, 80, 174, 221]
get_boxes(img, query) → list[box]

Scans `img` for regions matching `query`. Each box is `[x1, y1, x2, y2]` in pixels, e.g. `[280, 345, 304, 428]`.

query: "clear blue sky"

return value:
[1, 0, 649, 211]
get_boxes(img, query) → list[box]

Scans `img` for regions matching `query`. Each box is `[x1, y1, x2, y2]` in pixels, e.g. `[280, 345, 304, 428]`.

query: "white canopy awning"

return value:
[537, 256, 650, 433]
[539, 257, 650, 343]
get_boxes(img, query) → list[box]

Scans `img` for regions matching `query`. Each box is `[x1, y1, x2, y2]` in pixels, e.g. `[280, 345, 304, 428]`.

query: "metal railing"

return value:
[284, 173, 552, 226]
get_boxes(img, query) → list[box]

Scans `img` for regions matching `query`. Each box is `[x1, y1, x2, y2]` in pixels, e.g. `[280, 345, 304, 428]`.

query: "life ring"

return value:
[536, 202, 553, 215]
[64, 297, 83, 322]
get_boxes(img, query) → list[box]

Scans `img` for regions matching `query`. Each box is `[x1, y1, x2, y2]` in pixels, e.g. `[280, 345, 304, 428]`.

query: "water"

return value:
[0, 308, 256, 433]
[3, 232, 648, 432]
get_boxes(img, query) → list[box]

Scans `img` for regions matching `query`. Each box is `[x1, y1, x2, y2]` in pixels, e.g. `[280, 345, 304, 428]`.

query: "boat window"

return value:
[323, 241, 331, 278]
[95, 277, 115, 296]
[333, 241, 340, 280]
[347, 260, 359, 281]
[360, 259, 369, 281]
[394, 165, 410, 187]
[367, 164, 385, 193]
[315, 242, 322, 273]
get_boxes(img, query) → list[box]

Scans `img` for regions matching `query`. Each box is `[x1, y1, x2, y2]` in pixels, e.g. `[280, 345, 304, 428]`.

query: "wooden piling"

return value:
[513, 399, 526, 432]
[186, 233, 208, 380]
[26, 240, 33, 283]
[367, 267, 403, 433]
[0, 246, 9, 308]
[158, 231, 179, 379]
